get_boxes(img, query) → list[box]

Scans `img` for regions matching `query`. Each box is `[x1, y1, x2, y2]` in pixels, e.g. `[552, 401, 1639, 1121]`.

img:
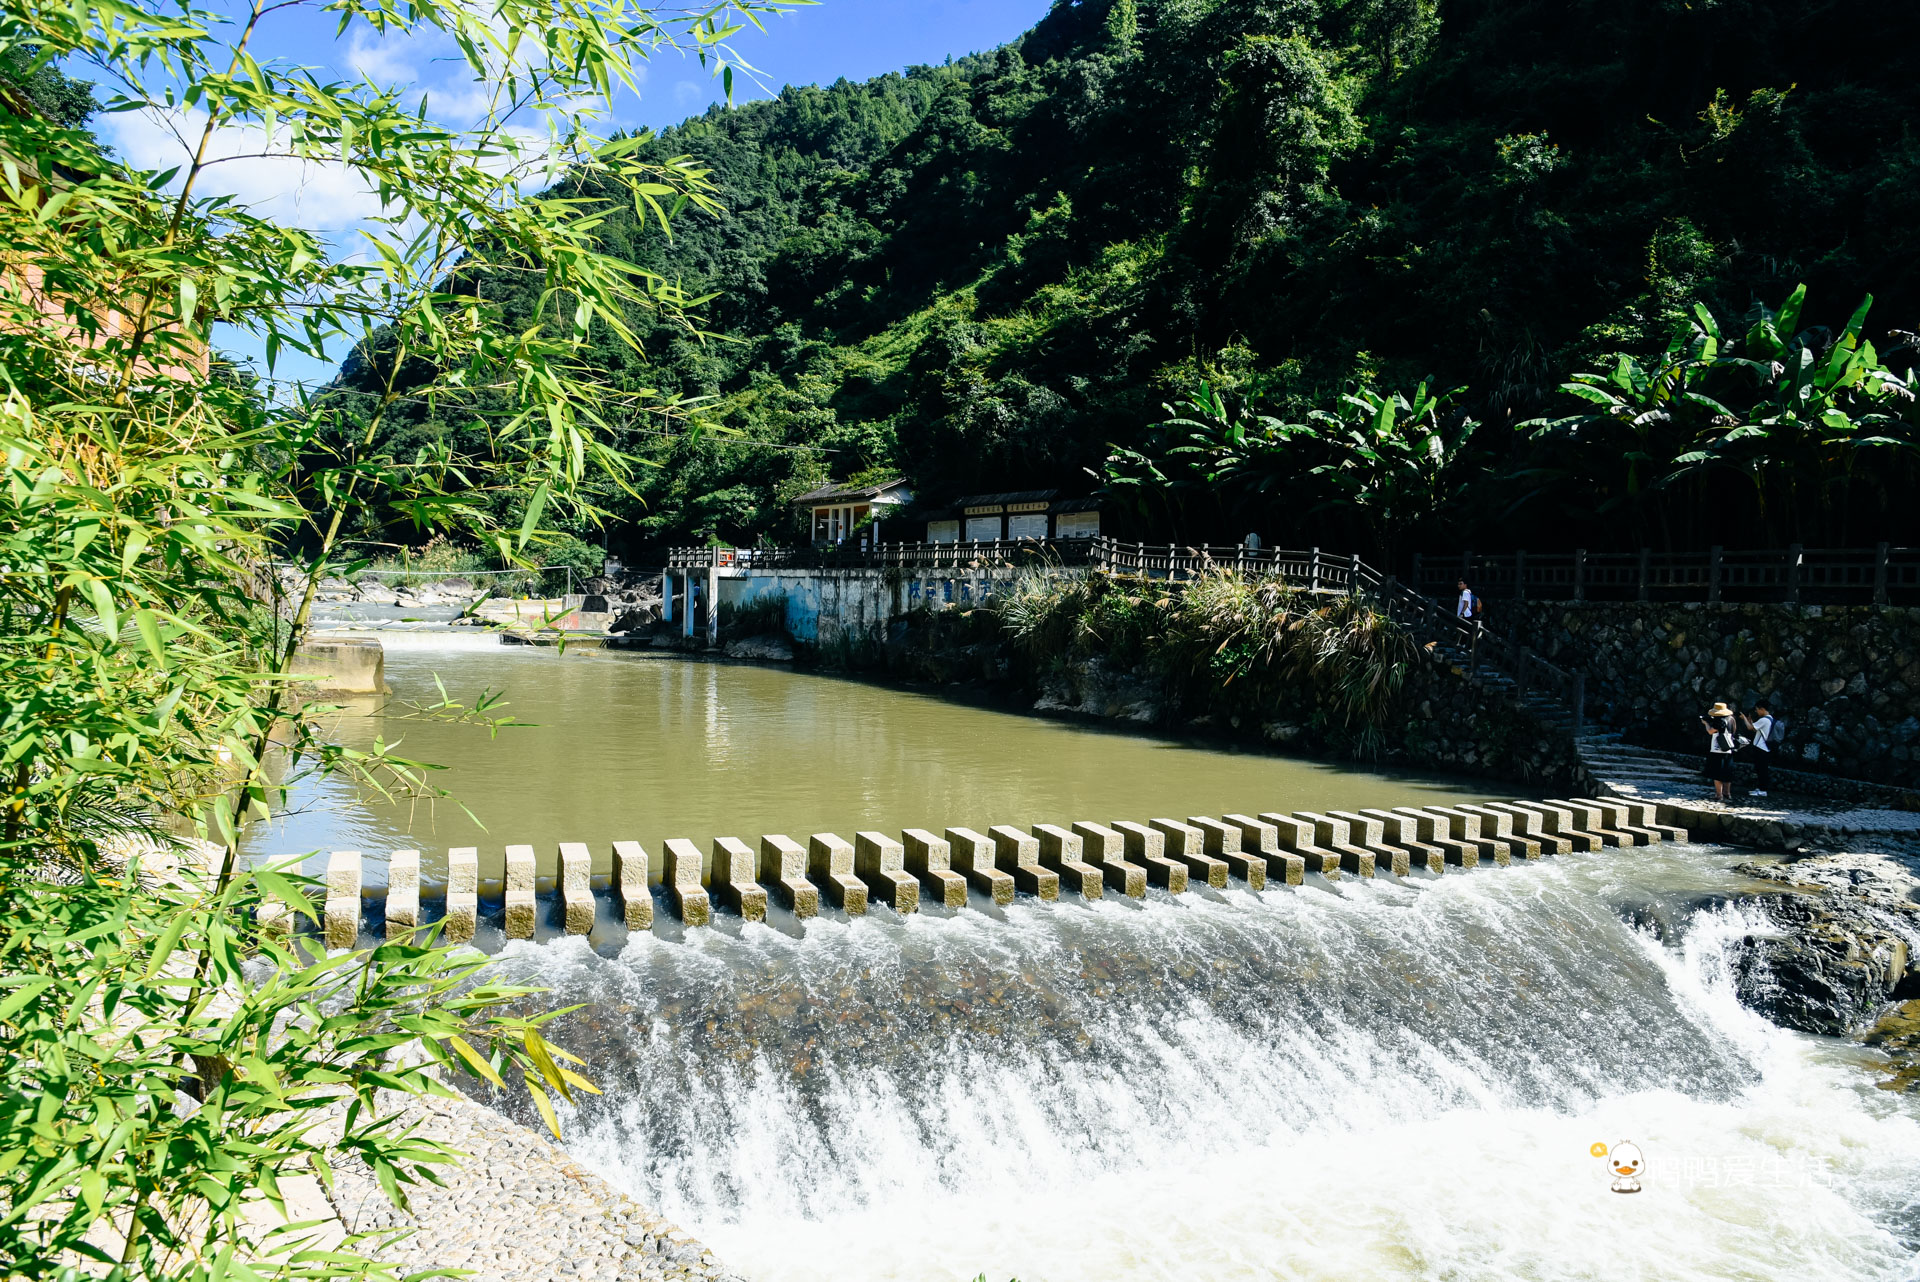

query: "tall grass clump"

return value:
[994, 569, 1415, 750]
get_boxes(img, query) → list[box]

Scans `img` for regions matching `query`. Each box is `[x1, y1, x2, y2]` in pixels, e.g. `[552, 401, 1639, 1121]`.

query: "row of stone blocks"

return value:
[302, 798, 1687, 949]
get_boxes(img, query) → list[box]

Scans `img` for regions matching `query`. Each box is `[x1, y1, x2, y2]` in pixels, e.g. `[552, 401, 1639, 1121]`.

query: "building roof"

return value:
[952, 489, 1059, 507]
[792, 478, 911, 505]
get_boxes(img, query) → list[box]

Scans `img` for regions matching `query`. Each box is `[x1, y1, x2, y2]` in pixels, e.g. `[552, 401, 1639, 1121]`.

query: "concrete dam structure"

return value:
[294, 797, 1688, 949]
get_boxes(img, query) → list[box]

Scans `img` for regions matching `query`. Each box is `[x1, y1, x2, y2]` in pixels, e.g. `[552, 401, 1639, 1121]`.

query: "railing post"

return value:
[1572, 671, 1586, 738]
[1349, 553, 1360, 596]
[1786, 542, 1803, 604]
[1514, 548, 1526, 601]
[1469, 619, 1481, 677]
[1572, 548, 1585, 602]
[1709, 545, 1723, 603]
[1310, 547, 1321, 594]
[1876, 541, 1891, 605]
[1637, 547, 1651, 603]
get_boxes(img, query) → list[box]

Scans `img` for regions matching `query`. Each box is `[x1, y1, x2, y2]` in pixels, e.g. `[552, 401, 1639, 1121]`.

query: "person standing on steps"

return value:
[1740, 700, 1776, 798]
[1456, 578, 1482, 621]
[1701, 702, 1739, 802]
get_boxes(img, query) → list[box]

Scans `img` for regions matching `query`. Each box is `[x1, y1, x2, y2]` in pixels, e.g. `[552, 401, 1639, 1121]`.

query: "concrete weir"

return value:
[288, 798, 1688, 945]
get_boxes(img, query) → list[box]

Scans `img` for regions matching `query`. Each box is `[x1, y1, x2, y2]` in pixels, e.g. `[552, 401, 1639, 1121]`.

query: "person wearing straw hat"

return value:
[1700, 702, 1740, 802]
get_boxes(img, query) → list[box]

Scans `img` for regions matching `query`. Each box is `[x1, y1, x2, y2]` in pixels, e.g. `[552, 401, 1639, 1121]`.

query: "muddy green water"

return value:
[244, 631, 1505, 884]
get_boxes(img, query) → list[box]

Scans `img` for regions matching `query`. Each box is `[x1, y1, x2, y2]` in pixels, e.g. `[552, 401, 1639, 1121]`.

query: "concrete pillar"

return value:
[1327, 811, 1411, 877]
[445, 846, 479, 943]
[988, 825, 1060, 901]
[706, 565, 720, 647]
[1148, 818, 1228, 888]
[682, 572, 695, 639]
[1188, 817, 1266, 888]
[1260, 813, 1343, 880]
[663, 839, 712, 925]
[1457, 805, 1542, 861]
[1221, 814, 1304, 885]
[1552, 798, 1637, 848]
[256, 896, 292, 943]
[504, 844, 538, 938]
[854, 831, 919, 913]
[1110, 821, 1188, 892]
[1482, 803, 1570, 855]
[945, 827, 1016, 904]
[1609, 798, 1690, 842]
[559, 842, 595, 933]
[1587, 798, 1665, 845]
[902, 829, 967, 908]
[1033, 824, 1104, 900]
[1388, 808, 1476, 867]
[1357, 809, 1445, 873]
[385, 849, 421, 940]
[1290, 812, 1378, 877]
[613, 840, 655, 930]
[712, 837, 769, 921]
[1417, 808, 1508, 866]
[661, 571, 673, 623]
[808, 833, 869, 914]
[1070, 821, 1147, 897]
[759, 835, 820, 917]
[324, 850, 361, 949]
[1506, 801, 1602, 853]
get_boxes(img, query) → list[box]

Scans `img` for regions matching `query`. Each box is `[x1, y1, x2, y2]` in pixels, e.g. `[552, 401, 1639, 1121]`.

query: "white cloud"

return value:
[345, 30, 419, 87]
[673, 80, 705, 109]
[107, 106, 390, 232]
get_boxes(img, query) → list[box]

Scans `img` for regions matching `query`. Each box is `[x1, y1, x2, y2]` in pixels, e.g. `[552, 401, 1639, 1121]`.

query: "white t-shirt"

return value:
[1457, 588, 1475, 619]
[1750, 714, 1774, 752]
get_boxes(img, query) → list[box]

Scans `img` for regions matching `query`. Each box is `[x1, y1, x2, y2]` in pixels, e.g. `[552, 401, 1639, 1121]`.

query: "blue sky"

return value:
[98, 0, 1051, 386]
[237, 0, 1050, 133]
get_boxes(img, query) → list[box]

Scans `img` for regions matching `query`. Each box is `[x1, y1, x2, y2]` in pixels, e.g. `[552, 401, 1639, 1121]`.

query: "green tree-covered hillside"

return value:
[335, 0, 1920, 562]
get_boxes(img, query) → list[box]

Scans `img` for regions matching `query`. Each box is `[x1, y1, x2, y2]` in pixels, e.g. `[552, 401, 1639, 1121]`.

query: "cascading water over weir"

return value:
[250, 640, 1920, 1281]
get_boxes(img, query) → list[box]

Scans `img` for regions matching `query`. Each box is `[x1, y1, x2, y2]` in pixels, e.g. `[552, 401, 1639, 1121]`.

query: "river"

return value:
[268, 633, 1920, 1280]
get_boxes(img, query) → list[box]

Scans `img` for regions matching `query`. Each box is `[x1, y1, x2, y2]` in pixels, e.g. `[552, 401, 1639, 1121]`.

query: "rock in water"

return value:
[724, 635, 794, 662]
[1726, 852, 1920, 1037]
[356, 580, 400, 606]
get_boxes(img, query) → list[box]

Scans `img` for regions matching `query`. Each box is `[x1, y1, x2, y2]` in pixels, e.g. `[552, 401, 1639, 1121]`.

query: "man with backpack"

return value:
[1739, 700, 1777, 797]
[1456, 578, 1482, 621]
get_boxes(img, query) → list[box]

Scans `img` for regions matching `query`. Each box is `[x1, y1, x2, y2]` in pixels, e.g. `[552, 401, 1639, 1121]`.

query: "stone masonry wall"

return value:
[1495, 601, 1920, 786]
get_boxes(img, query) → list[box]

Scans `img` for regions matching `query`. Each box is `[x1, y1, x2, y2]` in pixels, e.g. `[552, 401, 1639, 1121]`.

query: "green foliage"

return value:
[995, 569, 1414, 749]
[0, 0, 798, 1276]
[1523, 285, 1918, 546]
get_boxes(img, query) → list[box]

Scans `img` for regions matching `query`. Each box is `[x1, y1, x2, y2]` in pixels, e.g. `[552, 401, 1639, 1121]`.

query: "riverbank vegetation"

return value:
[328, 0, 1920, 560]
[0, 1, 790, 1276]
[996, 570, 1415, 753]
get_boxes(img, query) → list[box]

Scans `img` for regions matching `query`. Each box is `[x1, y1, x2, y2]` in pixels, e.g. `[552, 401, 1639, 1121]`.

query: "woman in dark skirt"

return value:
[1701, 701, 1738, 802]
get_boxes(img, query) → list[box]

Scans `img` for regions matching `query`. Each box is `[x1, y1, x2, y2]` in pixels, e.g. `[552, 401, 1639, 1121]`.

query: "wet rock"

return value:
[1723, 853, 1920, 1037]
[611, 606, 659, 633]
[355, 579, 400, 606]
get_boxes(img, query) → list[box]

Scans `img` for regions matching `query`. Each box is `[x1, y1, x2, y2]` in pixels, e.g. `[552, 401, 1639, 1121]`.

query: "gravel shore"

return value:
[327, 1091, 742, 1282]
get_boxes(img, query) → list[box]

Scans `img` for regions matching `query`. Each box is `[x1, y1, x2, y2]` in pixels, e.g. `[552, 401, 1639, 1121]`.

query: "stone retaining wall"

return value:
[1495, 601, 1920, 787]
[871, 610, 1583, 789]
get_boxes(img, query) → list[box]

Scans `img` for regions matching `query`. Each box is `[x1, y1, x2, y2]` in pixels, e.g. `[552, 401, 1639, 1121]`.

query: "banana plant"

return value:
[1520, 303, 1734, 522]
[1309, 378, 1478, 561]
[1689, 288, 1916, 505]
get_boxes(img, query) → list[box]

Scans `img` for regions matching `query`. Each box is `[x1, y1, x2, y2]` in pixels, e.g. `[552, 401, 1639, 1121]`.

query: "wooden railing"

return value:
[1412, 544, 1920, 605]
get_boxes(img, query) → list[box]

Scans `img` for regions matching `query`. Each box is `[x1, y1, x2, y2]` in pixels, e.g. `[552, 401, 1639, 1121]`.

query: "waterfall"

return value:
[478, 846, 1920, 1281]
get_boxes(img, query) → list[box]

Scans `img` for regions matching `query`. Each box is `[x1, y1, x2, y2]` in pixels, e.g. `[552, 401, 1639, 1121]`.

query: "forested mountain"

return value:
[333, 0, 1920, 563]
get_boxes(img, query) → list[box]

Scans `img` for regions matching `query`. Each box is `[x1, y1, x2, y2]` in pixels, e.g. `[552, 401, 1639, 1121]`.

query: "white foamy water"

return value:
[483, 848, 1920, 1281]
